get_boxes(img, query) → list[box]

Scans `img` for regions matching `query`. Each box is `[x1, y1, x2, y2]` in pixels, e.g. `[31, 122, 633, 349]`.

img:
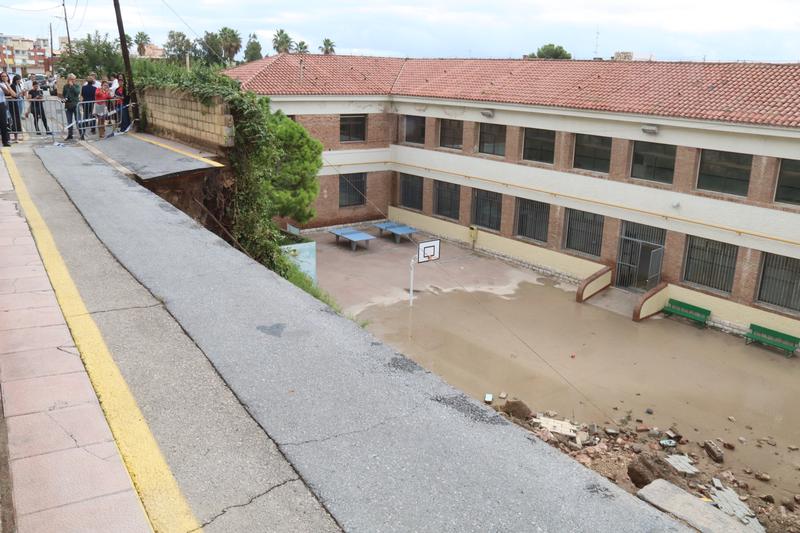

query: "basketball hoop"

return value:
[410, 239, 441, 307]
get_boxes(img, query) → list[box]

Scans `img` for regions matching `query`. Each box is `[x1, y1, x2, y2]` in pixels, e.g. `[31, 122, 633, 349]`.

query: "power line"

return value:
[159, 0, 227, 64]
[0, 3, 59, 11]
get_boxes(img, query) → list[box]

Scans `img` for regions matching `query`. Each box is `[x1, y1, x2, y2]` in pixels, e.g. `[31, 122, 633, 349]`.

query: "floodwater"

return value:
[313, 232, 800, 496]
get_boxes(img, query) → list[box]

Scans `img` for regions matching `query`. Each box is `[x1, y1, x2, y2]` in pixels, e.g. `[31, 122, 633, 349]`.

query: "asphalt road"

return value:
[33, 142, 686, 532]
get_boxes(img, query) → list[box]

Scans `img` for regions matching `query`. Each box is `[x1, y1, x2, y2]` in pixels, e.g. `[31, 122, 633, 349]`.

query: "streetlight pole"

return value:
[113, 0, 139, 125]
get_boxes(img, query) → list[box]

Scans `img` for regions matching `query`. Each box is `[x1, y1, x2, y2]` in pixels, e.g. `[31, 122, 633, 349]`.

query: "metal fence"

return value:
[4, 96, 133, 142]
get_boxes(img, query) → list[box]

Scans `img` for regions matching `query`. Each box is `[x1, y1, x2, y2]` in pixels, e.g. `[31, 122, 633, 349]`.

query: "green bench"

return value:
[662, 299, 711, 327]
[745, 324, 799, 357]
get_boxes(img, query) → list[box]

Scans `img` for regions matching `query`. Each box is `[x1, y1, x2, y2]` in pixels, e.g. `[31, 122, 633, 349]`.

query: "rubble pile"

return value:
[494, 397, 800, 533]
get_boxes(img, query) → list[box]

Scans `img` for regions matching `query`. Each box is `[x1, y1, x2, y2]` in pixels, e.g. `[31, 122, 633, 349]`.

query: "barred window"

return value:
[683, 236, 738, 293]
[515, 198, 549, 242]
[439, 119, 463, 150]
[400, 174, 423, 210]
[631, 141, 676, 183]
[479, 123, 506, 156]
[522, 128, 555, 164]
[573, 134, 612, 173]
[339, 173, 367, 207]
[758, 254, 800, 312]
[776, 158, 800, 205]
[434, 180, 460, 220]
[472, 189, 502, 230]
[697, 149, 752, 196]
[340, 114, 366, 142]
[405, 115, 426, 144]
[564, 209, 604, 256]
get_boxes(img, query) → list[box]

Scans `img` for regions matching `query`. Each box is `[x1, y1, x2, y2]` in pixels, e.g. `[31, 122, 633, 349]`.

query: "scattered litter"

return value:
[660, 439, 677, 448]
[484, 393, 493, 404]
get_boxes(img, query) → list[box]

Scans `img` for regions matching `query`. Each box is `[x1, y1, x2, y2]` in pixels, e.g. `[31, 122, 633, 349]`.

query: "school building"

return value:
[226, 54, 800, 337]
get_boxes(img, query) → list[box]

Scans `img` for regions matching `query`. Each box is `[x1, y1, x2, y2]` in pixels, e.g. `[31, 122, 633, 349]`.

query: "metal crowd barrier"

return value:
[3, 96, 134, 142]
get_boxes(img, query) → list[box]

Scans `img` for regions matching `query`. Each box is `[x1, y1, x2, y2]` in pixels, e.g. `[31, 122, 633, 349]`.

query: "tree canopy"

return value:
[318, 38, 335, 54]
[194, 31, 225, 65]
[56, 31, 124, 77]
[293, 41, 309, 54]
[272, 29, 293, 53]
[529, 43, 572, 59]
[244, 33, 263, 62]
[134, 32, 151, 57]
[164, 31, 193, 61]
[218, 27, 242, 63]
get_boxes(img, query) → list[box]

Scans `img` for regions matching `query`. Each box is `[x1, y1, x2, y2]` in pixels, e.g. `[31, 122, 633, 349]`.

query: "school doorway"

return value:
[615, 222, 666, 291]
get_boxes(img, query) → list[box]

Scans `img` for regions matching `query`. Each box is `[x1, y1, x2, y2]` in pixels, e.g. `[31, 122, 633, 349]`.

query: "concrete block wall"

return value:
[140, 88, 234, 151]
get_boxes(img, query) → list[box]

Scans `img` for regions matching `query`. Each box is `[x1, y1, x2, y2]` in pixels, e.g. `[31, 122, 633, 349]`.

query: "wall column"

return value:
[554, 132, 575, 171]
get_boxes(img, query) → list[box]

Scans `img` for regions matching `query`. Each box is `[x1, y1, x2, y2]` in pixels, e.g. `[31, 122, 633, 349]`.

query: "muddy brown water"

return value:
[313, 233, 800, 497]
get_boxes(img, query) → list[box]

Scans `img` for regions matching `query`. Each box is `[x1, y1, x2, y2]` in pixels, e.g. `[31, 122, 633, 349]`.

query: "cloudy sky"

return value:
[4, 0, 799, 61]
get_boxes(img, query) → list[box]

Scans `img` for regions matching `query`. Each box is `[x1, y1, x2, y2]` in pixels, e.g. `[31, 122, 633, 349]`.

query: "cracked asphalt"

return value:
[12, 145, 338, 532]
[27, 140, 689, 532]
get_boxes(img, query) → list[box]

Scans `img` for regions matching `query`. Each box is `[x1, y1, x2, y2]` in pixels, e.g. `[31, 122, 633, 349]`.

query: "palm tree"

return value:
[272, 29, 293, 54]
[294, 41, 309, 54]
[218, 27, 242, 63]
[319, 38, 335, 55]
[134, 31, 150, 56]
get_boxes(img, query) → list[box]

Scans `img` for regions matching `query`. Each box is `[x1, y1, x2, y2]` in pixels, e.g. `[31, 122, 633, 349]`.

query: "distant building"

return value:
[141, 44, 166, 59]
[613, 51, 634, 61]
[0, 34, 52, 75]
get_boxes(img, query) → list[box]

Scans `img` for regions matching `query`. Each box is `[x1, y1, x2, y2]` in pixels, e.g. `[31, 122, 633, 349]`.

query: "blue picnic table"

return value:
[329, 227, 375, 251]
[373, 221, 418, 244]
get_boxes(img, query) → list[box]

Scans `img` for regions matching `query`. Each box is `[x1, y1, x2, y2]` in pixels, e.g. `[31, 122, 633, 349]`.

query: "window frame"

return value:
[399, 173, 424, 211]
[478, 123, 506, 157]
[439, 119, 463, 150]
[682, 236, 738, 294]
[775, 158, 800, 206]
[404, 115, 426, 145]
[339, 114, 367, 143]
[471, 189, 502, 231]
[573, 134, 612, 173]
[757, 253, 800, 313]
[696, 149, 753, 197]
[514, 198, 550, 243]
[338, 173, 367, 208]
[522, 128, 556, 164]
[563, 208, 604, 257]
[433, 180, 461, 220]
[630, 141, 676, 184]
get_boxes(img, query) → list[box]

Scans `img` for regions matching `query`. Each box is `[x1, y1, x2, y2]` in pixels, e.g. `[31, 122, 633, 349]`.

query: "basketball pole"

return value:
[409, 255, 416, 307]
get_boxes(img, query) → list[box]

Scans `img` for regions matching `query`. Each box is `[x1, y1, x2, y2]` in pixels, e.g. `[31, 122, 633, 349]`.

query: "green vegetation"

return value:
[56, 31, 125, 77]
[527, 43, 572, 59]
[134, 61, 328, 301]
[319, 38, 335, 55]
[134, 32, 151, 57]
[272, 29, 293, 53]
[244, 33, 263, 62]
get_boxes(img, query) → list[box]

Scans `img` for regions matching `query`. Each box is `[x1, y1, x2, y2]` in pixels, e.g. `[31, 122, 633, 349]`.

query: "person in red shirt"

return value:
[93, 81, 113, 138]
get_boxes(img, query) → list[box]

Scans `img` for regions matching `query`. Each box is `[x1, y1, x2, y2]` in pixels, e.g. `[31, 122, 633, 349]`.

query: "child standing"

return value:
[93, 81, 112, 139]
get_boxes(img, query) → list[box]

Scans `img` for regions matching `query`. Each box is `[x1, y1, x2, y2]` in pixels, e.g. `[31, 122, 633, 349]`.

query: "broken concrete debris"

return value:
[705, 440, 725, 463]
[484, 393, 493, 404]
[665, 454, 699, 476]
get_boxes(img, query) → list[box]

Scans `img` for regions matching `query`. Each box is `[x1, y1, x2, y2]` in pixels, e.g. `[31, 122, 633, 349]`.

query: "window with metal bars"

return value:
[522, 128, 555, 164]
[631, 141, 676, 183]
[399, 174, 423, 210]
[697, 149, 752, 196]
[776, 158, 800, 205]
[564, 209, 604, 256]
[434, 180, 460, 220]
[339, 173, 367, 207]
[573, 134, 612, 173]
[471, 189, 502, 230]
[478, 123, 506, 156]
[439, 119, 463, 149]
[515, 198, 549, 242]
[404, 115, 426, 144]
[683, 236, 738, 293]
[339, 114, 366, 142]
[758, 254, 800, 312]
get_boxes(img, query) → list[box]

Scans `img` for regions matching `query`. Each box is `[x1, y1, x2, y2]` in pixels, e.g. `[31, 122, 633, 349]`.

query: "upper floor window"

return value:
[472, 189, 502, 230]
[340, 114, 366, 142]
[522, 128, 555, 164]
[697, 149, 752, 196]
[434, 180, 460, 220]
[339, 173, 366, 207]
[631, 141, 676, 184]
[404, 115, 426, 144]
[758, 253, 800, 312]
[515, 198, 549, 242]
[564, 208, 604, 256]
[683, 236, 738, 293]
[439, 119, 463, 150]
[399, 174, 423, 210]
[573, 134, 611, 173]
[775, 158, 800, 205]
[479, 123, 506, 156]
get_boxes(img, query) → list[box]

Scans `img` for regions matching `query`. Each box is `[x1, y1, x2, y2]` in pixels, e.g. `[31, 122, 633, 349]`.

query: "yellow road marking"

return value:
[129, 133, 225, 168]
[2, 149, 201, 533]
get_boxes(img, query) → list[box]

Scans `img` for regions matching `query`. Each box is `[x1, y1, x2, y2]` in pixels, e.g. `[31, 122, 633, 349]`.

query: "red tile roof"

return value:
[225, 54, 800, 128]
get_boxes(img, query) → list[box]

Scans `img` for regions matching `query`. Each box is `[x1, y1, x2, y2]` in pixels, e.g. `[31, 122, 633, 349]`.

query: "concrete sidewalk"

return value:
[0, 151, 150, 532]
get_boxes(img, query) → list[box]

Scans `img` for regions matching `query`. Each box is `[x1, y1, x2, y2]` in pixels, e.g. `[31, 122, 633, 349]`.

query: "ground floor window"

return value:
[776, 158, 800, 205]
[339, 173, 367, 207]
[515, 198, 549, 242]
[471, 189, 502, 230]
[564, 209, 604, 256]
[758, 253, 800, 312]
[683, 236, 738, 293]
[399, 174, 423, 210]
[434, 180, 460, 220]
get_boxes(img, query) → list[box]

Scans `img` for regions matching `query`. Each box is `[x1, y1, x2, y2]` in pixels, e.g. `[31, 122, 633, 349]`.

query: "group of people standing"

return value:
[0, 70, 131, 147]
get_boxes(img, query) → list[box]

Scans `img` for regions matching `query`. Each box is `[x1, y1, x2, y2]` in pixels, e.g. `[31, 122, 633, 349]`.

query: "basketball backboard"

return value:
[417, 239, 440, 263]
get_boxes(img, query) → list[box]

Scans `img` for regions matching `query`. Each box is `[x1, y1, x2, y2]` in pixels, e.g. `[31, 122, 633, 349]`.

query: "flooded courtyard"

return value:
[311, 230, 800, 498]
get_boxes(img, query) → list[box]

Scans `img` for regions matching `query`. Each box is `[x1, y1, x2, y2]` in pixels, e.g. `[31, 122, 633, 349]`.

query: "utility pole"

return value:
[113, 0, 139, 125]
[61, 0, 71, 50]
[49, 23, 54, 74]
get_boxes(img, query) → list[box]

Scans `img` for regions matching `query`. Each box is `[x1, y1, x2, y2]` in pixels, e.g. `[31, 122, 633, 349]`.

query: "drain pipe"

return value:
[468, 224, 478, 250]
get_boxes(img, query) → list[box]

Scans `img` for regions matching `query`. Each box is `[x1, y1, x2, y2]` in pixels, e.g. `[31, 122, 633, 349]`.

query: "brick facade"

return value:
[295, 113, 397, 151]
[140, 88, 234, 150]
[306, 171, 392, 228]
